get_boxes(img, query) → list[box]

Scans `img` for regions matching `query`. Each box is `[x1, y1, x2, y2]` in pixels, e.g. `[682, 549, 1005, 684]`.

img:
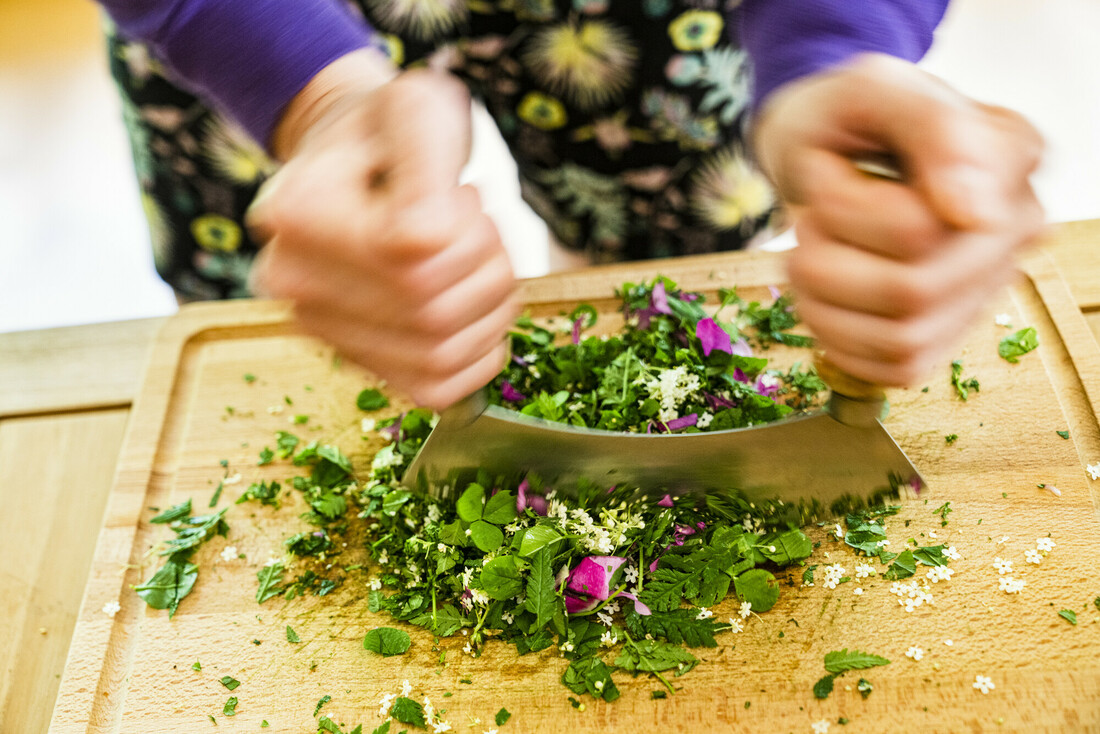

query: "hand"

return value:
[249, 55, 519, 409]
[753, 53, 1046, 386]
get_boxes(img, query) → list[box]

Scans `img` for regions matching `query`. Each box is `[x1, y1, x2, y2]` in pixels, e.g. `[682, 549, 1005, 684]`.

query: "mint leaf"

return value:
[469, 519, 504, 553]
[223, 696, 238, 716]
[357, 388, 390, 411]
[823, 649, 891, 674]
[220, 676, 240, 690]
[495, 708, 511, 726]
[456, 484, 486, 523]
[134, 558, 198, 618]
[813, 673, 836, 699]
[363, 627, 411, 656]
[999, 327, 1038, 363]
[615, 639, 698, 676]
[390, 697, 426, 727]
[518, 525, 561, 558]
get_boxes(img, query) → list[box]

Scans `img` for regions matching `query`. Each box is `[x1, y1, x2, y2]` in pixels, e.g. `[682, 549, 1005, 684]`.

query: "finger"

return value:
[796, 147, 951, 261]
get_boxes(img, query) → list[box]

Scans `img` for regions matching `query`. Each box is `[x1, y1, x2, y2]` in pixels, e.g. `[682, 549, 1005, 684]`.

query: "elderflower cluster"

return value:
[926, 566, 954, 583]
[600, 630, 618, 647]
[854, 562, 876, 579]
[905, 646, 924, 661]
[641, 365, 702, 423]
[993, 557, 1013, 574]
[727, 617, 744, 633]
[998, 576, 1026, 594]
[738, 601, 753, 619]
[820, 563, 846, 590]
[695, 607, 714, 620]
[890, 580, 934, 612]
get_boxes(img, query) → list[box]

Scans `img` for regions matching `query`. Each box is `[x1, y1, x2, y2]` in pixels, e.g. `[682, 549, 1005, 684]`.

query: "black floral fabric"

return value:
[108, 1, 779, 301]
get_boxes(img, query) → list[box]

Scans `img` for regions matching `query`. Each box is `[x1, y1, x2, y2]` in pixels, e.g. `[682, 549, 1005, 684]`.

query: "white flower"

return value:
[368, 577, 383, 591]
[1087, 463, 1100, 481]
[401, 679, 412, 697]
[927, 529, 938, 539]
[696, 412, 713, 428]
[378, 551, 389, 565]
[437, 543, 447, 553]
[821, 563, 846, 590]
[738, 601, 752, 619]
[596, 611, 614, 627]
[905, 646, 924, 661]
[501, 612, 515, 625]
[855, 562, 875, 579]
[560, 642, 575, 653]
[470, 589, 490, 607]
[1036, 537, 1055, 553]
[926, 566, 954, 583]
[361, 418, 377, 433]
[812, 719, 831, 733]
[462, 642, 473, 655]
[994, 313, 1012, 327]
[993, 557, 1013, 575]
[997, 536, 1009, 545]
[219, 545, 239, 563]
[853, 587, 864, 596]
[875, 539, 890, 548]
[943, 546, 961, 561]
[223, 473, 242, 485]
[432, 722, 452, 733]
[102, 601, 121, 617]
[833, 523, 845, 539]
[623, 565, 639, 584]
[998, 576, 1025, 594]
[695, 607, 714, 620]
[267, 405, 284, 414]
[379, 692, 397, 716]
[465, 528, 472, 537]
[727, 617, 744, 633]
[594, 680, 604, 691]
[1025, 549, 1042, 565]
[973, 675, 995, 694]
[600, 631, 618, 647]
[943, 639, 954, 646]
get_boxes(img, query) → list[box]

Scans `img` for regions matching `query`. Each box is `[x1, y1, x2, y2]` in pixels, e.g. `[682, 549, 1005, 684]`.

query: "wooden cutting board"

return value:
[51, 248, 1100, 733]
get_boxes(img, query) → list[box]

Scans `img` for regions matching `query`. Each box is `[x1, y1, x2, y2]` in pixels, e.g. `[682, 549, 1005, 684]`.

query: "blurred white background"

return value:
[1, 0, 1097, 333]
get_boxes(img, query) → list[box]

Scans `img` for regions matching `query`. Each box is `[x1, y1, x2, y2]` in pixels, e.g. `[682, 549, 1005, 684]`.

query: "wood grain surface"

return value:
[49, 250, 1100, 733]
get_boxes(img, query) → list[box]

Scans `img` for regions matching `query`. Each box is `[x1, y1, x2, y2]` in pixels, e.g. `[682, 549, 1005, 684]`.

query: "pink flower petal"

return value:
[666, 413, 697, 431]
[620, 592, 651, 616]
[651, 281, 673, 315]
[731, 338, 752, 357]
[696, 317, 733, 357]
[572, 317, 583, 345]
[565, 595, 601, 614]
[501, 381, 525, 402]
[657, 494, 674, 508]
[566, 556, 626, 600]
[516, 477, 548, 516]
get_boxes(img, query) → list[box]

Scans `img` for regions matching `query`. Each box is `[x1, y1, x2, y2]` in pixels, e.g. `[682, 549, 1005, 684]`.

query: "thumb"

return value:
[372, 70, 472, 204]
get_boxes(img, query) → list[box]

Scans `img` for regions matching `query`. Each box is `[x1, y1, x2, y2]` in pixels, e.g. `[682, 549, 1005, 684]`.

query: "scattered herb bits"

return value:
[286, 625, 300, 643]
[220, 676, 240, 691]
[363, 627, 411, 657]
[1058, 609, 1078, 625]
[999, 327, 1038, 363]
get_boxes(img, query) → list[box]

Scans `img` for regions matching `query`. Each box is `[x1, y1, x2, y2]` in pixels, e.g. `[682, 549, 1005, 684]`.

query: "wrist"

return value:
[272, 48, 398, 161]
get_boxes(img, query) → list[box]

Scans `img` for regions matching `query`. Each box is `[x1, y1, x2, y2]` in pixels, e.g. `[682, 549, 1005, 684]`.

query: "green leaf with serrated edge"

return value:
[456, 484, 486, 523]
[518, 524, 561, 557]
[813, 674, 836, 699]
[409, 604, 467, 637]
[615, 638, 698, 675]
[882, 549, 916, 580]
[733, 569, 780, 612]
[469, 519, 503, 553]
[363, 627, 411, 656]
[823, 648, 891, 673]
[624, 609, 720, 648]
[356, 388, 390, 411]
[524, 547, 558, 632]
[480, 555, 524, 600]
[561, 657, 620, 702]
[256, 562, 285, 604]
[482, 491, 518, 525]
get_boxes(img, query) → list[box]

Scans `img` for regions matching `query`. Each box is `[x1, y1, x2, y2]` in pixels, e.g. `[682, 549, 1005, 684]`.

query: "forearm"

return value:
[739, 0, 950, 111]
[99, 0, 375, 148]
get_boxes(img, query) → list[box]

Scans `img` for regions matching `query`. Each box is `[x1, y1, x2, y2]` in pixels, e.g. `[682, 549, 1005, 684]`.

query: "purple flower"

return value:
[666, 413, 697, 431]
[516, 477, 548, 516]
[651, 280, 673, 315]
[564, 556, 652, 616]
[755, 374, 780, 397]
[657, 494, 674, 508]
[501, 381, 525, 402]
[696, 317, 732, 357]
[512, 354, 528, 367]
[704, 392, 735, 410]
[572, 317, 583, 345]
[731, 338, 752, 357]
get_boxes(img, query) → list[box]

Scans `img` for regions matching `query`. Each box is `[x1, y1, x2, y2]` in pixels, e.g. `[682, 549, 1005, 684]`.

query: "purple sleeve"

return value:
[739, 0, 950, 110]
[100, 0, 373, 147]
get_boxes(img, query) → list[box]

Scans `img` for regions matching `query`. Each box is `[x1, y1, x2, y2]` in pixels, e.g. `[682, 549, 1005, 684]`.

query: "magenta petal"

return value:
[648, 557, 660, 572]
[528, 496, 548, 516]
[731, 338, 752, 357]
[732, 368, 750, 384]
[572, 317, 583, 345]
[566, 556, 626, 600]
[501, 381, 525, 402]
[769, 285, 782, 301]
[517, 477, 548, 516]
[657, 494, 674, 508]
[696, 317, 733, 357]
[651, 281, 673, 315]
[565, 595, 601, 614]
[620, 592, 652, 616]
[704, 392, 735, 410]
[666, 413, 697, 431]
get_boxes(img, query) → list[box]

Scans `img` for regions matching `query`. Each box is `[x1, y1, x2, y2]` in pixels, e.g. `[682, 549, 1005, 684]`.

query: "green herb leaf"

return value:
[480, 555, 524, 600]
[624, 609, 721, 648]
[495, 708, 511, 726]
[223, 696, 238, 716]
[518, 525, 562, 558]
[150, 499, 192, 524]
[192, 661, 201, 671]
[999, 327, 1038, 363]
[314, 694, 332, 717]
[220, 676, 240, 690]
[950, 360, 980, 401]
[363, 627, 411, 656]
[882, 549, 916, 580]
[258, 446, 274, 465]
[469, 519, 504, 553]
[133, 558, 198, 617]
[1057, 430, 1070, 440]
[256, 562, 286, 604]
[275, 430, 300, 458]
[813, 673, 836, 699]
[857, 677, 873, 698]
[483, 491, 518, 525]
[759, 529, 813, 564]
[733, 569, 780, 612]
[823, 649, 891, 674]
[1058, 609, 1078, 625]
[356, 388, 390, 411]
[286, 625, 300, 643]
[524, 547, 559, 632]
[390, 697, 426, 727]
[561, 657, 620, 701]
[615, 638, 698, 676]
[456, 484, 486, 522]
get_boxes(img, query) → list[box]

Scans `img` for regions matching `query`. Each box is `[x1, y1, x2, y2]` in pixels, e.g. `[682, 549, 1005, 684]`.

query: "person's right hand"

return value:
[248, 53, 519, 410]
